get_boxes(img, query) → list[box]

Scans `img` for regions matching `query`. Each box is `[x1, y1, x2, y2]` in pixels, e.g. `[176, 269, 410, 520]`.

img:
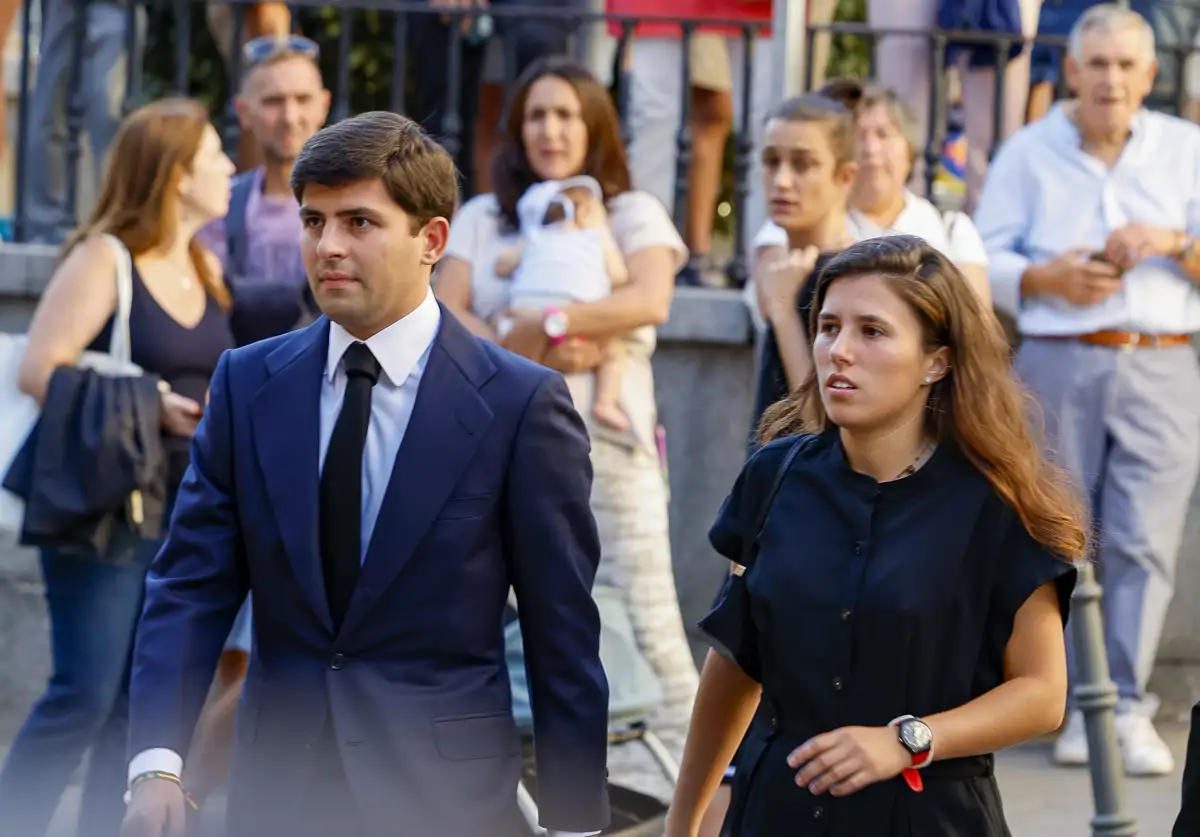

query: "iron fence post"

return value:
[771, 0, 807, 101]
[1072, 560, 1138, 837]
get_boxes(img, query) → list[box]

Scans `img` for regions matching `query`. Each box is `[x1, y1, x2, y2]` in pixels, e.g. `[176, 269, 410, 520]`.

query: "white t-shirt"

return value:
[751, 190, 989, 266]
[441, 190, 687, 454]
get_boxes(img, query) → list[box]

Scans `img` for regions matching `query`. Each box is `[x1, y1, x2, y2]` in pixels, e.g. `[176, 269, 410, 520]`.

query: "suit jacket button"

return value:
[330, 653, 345, 670]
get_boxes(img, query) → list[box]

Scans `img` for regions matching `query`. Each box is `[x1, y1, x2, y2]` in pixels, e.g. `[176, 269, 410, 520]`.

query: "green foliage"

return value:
[828, 0, 869, 80]
[139, 3, 413, 122]
[140, 2, 227, 113]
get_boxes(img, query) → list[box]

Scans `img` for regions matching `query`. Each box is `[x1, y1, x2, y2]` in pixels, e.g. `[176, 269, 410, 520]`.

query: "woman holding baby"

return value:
[434, 56, 698, 761]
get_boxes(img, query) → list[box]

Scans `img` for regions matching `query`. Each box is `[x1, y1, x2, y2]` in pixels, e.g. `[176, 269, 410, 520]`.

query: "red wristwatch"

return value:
[889, 715, 934, 792]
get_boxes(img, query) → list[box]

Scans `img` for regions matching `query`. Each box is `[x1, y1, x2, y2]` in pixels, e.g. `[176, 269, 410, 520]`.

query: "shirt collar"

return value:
[1047, 100, 1149, 152]
[849, 191, 916, 236]
[325, 288, 441, 387]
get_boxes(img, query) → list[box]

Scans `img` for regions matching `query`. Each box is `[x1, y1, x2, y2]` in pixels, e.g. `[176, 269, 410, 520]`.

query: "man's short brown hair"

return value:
[290, 111, 459, 232]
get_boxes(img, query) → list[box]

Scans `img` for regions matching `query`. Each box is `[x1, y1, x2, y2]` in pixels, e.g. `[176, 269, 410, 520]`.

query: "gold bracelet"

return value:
[128, 771, 200, 810]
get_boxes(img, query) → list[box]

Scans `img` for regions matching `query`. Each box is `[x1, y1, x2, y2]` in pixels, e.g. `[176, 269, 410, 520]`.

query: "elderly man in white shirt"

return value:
[975, 3, 1200, 778]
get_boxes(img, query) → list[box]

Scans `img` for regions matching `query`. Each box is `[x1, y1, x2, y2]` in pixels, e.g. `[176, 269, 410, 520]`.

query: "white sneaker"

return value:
[1053, 709, 1089, 766]
[1115, 711, 1176, 777]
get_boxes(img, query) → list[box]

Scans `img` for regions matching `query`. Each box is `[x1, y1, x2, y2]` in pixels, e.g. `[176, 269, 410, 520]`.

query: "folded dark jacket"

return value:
[2, 365, 168, 554]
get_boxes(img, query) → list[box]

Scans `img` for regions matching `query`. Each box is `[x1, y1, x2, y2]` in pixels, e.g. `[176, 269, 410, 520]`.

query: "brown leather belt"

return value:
[1038, 330, 1193, 350]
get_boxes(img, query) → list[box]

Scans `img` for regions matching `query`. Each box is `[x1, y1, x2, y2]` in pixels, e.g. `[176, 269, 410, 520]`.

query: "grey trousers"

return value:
[23, 0, 136, 242]
[1014, 339, 1200, 708]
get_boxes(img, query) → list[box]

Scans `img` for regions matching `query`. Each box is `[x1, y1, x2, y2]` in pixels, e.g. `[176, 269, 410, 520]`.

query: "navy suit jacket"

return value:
[128, 307, 611, 835]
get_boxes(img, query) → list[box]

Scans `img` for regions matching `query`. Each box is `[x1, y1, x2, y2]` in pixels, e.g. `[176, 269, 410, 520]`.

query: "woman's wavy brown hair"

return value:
[760, 235, 1088, 560]
[491, 56, 631, 231]
[63, 97, 230, 308]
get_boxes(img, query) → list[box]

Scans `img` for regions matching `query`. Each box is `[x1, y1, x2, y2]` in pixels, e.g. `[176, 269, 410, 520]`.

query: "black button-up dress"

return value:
[702, 430, 1078, 837]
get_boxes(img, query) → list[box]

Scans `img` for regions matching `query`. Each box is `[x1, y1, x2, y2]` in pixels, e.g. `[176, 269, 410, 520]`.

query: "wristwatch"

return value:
[543, 307, 569, 346]
[889, 714, 934, 793]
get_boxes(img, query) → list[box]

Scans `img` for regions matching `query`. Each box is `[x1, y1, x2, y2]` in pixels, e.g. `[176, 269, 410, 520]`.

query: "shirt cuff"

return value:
[128, 748, 184, 787]
[988, 251, 1033, 319]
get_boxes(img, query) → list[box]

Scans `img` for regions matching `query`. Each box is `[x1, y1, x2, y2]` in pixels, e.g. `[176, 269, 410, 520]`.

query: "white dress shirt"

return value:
[126, 290, 594, 837]
[974, 104, 1200, 335]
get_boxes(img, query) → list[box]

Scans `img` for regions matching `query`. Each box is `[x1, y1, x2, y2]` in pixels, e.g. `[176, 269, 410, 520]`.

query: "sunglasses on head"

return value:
[242, 34, 320, 67]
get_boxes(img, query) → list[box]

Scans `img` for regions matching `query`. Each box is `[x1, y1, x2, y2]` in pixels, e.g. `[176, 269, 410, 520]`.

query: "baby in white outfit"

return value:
[494, 175, 630, 430]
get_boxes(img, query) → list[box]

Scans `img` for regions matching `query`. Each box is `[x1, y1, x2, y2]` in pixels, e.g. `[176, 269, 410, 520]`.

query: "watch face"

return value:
[900, 719, 932, 754]
[544, 311, 569, 339]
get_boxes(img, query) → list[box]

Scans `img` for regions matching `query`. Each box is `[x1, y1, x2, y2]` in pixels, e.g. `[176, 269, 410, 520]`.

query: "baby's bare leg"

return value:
[592, 341, 629, 431]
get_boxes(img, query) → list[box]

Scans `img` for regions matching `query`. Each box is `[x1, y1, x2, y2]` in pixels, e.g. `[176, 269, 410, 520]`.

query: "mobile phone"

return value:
[1089, 251, 1113, 265]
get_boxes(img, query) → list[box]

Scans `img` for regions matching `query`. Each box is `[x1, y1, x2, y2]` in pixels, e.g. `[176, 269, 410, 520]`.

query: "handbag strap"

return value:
[99, 233, 134, 366]
[942, 209, 961, 241]
[744, 434, 816, 565]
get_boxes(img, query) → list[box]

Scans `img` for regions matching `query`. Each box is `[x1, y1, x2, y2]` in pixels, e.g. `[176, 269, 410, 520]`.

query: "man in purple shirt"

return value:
[186, 33, 330, 807]
[198, 35, 330, 327]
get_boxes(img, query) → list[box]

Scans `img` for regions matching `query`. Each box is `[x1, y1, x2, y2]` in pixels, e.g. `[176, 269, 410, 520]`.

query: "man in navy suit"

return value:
[121, 111, 610, 837]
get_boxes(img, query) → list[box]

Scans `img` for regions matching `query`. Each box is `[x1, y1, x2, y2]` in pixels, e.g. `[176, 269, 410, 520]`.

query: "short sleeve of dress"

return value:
[699, 439, 798, 682]
[700, 573, 763, 682]
[992, 514, 1079, 636]
[444, 194, 497, 264]
[607, 191, 688, 270]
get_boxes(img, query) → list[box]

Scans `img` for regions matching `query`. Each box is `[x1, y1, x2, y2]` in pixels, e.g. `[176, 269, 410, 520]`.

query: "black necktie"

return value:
[320, 341, 381, 629]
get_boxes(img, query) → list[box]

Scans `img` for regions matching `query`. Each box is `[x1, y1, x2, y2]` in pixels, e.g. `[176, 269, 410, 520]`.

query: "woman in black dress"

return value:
[669, 235, 1087, 837]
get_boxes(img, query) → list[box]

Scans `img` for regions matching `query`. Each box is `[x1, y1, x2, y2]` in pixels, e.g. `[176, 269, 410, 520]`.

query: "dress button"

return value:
[831, 676, 844, 691]
[853, 541, 863, 556]
[813, 806, 824, 818]
[769, 714, 778, 730]
[330, 653, 345, 670]
[840, 608, 852, 622]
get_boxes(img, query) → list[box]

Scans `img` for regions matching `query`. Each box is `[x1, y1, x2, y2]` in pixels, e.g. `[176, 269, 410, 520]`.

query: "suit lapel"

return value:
[339, 309, 495, 637]
[251, 320, 333, 632]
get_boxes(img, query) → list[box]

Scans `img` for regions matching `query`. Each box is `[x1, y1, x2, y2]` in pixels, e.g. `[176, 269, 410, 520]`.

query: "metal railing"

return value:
[10, 0, 1200, 273]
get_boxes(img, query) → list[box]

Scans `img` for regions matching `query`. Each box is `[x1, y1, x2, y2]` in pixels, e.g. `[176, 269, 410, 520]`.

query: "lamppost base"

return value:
[1089, 813, 1137, 837]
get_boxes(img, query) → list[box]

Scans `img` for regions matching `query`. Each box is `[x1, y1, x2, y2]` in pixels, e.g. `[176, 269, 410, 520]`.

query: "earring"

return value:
[924, 376, 932, 384]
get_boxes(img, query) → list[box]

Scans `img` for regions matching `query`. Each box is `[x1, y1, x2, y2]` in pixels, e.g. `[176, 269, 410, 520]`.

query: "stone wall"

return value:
[1, 244, 1199, 740]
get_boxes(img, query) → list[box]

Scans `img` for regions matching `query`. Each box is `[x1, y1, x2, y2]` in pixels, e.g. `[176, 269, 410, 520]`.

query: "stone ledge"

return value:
[0, 242, 755, 345]
[0, 243, 60, 299]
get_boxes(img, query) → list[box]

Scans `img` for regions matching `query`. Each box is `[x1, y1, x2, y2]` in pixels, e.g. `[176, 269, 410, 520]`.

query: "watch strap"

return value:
[888, 714, 933, 793]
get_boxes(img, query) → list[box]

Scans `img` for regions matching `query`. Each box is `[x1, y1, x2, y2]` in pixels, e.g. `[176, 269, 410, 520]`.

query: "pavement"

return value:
[20, 722, 1190, 836]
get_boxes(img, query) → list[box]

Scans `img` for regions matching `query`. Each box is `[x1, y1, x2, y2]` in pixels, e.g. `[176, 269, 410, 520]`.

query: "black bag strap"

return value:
[742, 434, 815, 566]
